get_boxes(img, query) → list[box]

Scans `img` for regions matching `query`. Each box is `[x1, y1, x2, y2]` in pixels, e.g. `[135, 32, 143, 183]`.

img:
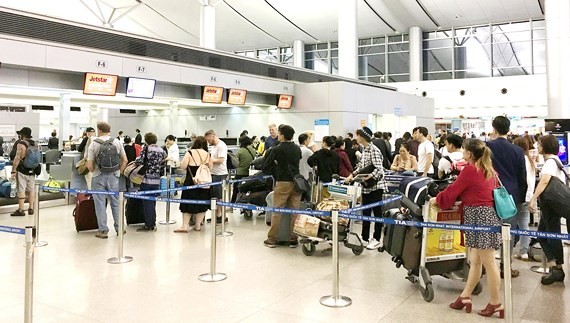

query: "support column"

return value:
[89, 105, 98, 126]
[200, 3, 216, 49]
[338, 0, 358, 79]
[97, 107, 109, 123]
[293, 40, 305, 68]
[546, 0, 570, 118]
[169, 101, 179, 136]
[59, 93, 71, 150]
[409, 26, 423, 82]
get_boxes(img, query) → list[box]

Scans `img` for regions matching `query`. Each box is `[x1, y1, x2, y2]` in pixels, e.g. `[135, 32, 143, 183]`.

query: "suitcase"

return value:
[237, 172, 272, 193]
[382, 209, 409, 260]
[402, 226, 422, 273]
[126, 198, 145, 225]
[73, 193, 99, 232]
[236, 190, 270, 206]
[0, 178, 11, 197]
[399, 177, 433, 205]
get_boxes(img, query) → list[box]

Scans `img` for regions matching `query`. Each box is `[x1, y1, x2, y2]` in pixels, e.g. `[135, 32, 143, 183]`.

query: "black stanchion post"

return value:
[199, 198, 227, 282]
[502, 224, 513, 323]
[320, 209, 352, 308]
[107, 192, 133, 264]
[24, 226, 35, 323]
[217, 180, 233, 237]
[33, 183, 47, 247]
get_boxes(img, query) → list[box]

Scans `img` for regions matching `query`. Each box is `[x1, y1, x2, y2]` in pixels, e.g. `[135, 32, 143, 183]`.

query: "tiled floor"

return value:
[0, 201, 568, 322]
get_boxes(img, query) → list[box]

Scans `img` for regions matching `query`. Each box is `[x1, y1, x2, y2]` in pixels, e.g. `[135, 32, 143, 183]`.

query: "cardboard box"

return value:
[293, 214, 321, 237]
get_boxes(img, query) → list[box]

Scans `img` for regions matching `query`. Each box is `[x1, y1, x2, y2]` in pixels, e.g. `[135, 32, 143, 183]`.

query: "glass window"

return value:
[359, 39, 372, 46]
[389, 74, 410, 82]
[424, 48, 453, 72]
[316, 43, 328, 50]
[423, 72, 453, 81]
[388, 43, 409, 52]
[423, 38, 453, 49]
[331, 49, 338, 58]
[305, 44, 316, 51]
[533, 39, 546, 72]
[388, 53, 409, 75]
[330, 58, 338, 75]
[359, 54, 386, 77]
[331, 42, 338, 49]
[373, 37, 386, 45]
[359, 45, 385, 55]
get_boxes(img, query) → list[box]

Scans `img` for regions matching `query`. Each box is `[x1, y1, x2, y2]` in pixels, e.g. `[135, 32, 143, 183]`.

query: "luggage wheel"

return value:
[420, 283, 434, 302]
[302, 243, 316, 256]
[243, 210, 253, 220]
[395, 259, 403, 268]
[351, 245, 364, 255]
[378, 246, 385, 253]
[406, 273, 417, 284]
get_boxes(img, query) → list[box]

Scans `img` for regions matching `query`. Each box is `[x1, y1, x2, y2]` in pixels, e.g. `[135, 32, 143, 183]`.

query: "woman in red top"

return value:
[430, 139, 503, 318]
[333, 138, 353, 177]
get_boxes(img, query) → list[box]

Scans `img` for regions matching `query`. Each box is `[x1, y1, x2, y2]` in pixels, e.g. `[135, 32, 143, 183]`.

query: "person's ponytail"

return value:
[475, 146, 494, 179]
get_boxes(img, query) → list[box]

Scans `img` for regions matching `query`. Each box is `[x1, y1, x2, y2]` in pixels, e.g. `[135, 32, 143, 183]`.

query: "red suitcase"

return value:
[73, 193, 99, 232]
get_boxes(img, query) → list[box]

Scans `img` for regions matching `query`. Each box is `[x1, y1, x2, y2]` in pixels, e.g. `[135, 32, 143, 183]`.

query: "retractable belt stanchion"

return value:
[24, 226, 35, 323]
[107, 192, 133, 264]
[160, 166, 176, 225]
[320, 209, 352, 308]
[33, 183, 47, 247]
[199, 198, 227, 282]
[217, 179, 233, 237]
[502, 224, 513, 323]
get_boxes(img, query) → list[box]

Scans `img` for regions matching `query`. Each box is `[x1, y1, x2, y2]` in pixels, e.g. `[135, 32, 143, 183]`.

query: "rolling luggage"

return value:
[382, 209, 409, 261]
[402, 226, 422, 273]
[399, 177, 433, 205]
[73, 193, 99, 232]
[0, 178, 11, 197]
[237, 172, 272, 193]
[126, 198, 145, 225]
[236, 190, 270, 206]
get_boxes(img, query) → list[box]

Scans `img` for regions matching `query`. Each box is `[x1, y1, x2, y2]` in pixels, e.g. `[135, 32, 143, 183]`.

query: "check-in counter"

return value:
[50, 151, 87, 191]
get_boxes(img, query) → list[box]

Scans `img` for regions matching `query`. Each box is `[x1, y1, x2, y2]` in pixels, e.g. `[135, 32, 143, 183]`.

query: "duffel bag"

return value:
[398, 177, 433, 205]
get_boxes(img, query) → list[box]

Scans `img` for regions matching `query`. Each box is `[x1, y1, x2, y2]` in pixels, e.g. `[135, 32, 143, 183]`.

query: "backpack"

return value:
[22, 140, 41, 170]
[447, 156, 468, 176]
[189, 150, 212, 189]
[94, 138, 120, 173]
[431, 148, 442, 178]
[227, 151, 239, 170]
[133, 143, 142, 157]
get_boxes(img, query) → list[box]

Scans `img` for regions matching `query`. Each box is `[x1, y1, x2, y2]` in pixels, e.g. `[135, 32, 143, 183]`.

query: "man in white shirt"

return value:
[298, 133, 313, 181]
[165, 135, 179, 171]
[205, 129, 228, 222]
[415, 127, 434, 177]
[438, 134, 464, 179]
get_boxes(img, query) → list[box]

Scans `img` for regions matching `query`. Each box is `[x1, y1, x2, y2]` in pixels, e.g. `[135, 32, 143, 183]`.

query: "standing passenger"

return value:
[263, 124, 279, 153]
[205, 129, 228, 223]
[136, 133, 166, 232]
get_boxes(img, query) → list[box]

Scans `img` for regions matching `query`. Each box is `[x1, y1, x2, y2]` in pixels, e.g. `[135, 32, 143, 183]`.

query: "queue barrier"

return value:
[0, 225, 26, 235]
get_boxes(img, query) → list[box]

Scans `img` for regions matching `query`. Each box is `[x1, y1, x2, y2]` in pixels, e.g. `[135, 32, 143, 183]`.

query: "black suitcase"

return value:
[382, 209, 409, 261]
[402, 226, 422, 274]
[237, 172, 272, 193]
[126, 198, 145, 225]
[236, 190, 270, 206]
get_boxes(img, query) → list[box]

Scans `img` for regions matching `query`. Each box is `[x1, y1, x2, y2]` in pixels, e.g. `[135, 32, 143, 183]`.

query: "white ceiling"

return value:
[0, 0, 544, 52]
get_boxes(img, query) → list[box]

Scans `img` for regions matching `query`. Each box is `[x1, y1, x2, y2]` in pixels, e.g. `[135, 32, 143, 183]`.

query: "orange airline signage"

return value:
[83, 73, 118, 96]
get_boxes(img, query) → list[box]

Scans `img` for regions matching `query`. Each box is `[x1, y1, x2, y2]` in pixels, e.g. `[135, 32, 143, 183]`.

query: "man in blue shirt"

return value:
[486, 116, 527, 278]
[263, 123, 279, 153]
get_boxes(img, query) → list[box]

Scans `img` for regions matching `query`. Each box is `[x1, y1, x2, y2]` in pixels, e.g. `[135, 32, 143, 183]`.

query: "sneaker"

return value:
[95, 232, 108, 239]
[27, 209, 34, 215]
[366, 238, 381, 250]
[264, 240, 277, 248]
[361, 239, 369, 247]
[289, 241, 299, 248]
[541, 267, 565, 285]
[10, 210, 25, 217]
[136, 226, 157, 232]
[514, 254, 529, 261]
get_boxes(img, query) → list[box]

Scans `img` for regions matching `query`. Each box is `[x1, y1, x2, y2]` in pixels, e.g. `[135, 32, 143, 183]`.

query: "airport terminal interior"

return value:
[0, 0, 569, 322]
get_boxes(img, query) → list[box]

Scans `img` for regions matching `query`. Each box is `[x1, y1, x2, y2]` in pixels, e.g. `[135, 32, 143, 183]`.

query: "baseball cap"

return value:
[86, 127, 95, 132]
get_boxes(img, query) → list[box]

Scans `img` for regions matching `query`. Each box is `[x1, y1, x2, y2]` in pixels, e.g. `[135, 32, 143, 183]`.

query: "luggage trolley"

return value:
[385, 185, 482, 302]
[297, 177, 365, 256]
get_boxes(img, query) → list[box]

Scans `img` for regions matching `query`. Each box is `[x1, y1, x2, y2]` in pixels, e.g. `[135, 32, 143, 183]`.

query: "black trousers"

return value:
[537, 202, 564, 265]
[231, 175, 247, 203]
[361, 188, 384, 242]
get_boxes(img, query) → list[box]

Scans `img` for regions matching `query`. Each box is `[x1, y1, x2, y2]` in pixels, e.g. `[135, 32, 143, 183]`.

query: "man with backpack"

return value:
[205, 129, 228, 222]
[87, 122, 128, 239]
[10, 127, 41, 217]
[437, 134, 466, 179]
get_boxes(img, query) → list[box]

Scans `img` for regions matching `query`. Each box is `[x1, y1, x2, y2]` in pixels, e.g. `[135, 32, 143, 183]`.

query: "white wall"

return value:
[393, 75, 547, 119]
[0, 111, 40, 141]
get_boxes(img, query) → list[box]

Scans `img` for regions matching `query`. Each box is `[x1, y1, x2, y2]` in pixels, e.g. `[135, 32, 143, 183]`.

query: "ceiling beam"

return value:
[223, 0, 287, 45]
[415, 0, 439, 27]
[264, 0, 319, 42]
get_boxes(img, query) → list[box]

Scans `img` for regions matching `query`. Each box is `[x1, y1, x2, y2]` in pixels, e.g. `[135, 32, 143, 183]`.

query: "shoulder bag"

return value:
[123, 146, 148, 185]
[493, 172, 517, 220]
[287, 163, 309, 194]
[540, 158, 570, 218]
[188, 150, 212, 189]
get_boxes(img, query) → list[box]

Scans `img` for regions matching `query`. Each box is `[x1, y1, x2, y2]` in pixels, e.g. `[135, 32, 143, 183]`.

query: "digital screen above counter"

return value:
[277, 94, 293, 109]
[126, 77, 156, 99]
[202, 86, 224, 104]
[227, 89, 247, 105]
[83, 72, 119, 96]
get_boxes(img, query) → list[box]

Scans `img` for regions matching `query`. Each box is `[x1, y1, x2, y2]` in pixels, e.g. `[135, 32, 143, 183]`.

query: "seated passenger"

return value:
[390, 142, 417, 173]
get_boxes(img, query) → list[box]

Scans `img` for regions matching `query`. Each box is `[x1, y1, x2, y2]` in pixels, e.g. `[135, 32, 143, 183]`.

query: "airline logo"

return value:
[277, 95, 293, 109]
[202, 86, 224, 103]
[84, 73, 118, 96]
[228, 89, 247, 105]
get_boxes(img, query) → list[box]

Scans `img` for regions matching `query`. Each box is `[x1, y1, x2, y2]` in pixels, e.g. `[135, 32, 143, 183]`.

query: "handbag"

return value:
[356, 164, 379, 189]
[188, 150, 212, 189]
[75, 158, 89, 176]
[540, 158, 570, 219]
[287, 164, 309, 193]
[123, 146, 148, 185]
[493, 173, 517, 220]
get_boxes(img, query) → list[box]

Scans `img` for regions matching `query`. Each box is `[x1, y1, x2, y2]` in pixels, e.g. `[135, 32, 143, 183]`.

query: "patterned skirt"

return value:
[463, 206, 502, 250]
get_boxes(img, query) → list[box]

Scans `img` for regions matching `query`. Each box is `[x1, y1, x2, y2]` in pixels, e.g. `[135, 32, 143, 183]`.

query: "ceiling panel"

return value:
[357, 1, 398, 37]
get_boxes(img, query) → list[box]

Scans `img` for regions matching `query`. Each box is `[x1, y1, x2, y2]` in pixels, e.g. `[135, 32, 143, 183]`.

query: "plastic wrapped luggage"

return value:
[399, 177, 433, 205]
[315, 198, 349, 226]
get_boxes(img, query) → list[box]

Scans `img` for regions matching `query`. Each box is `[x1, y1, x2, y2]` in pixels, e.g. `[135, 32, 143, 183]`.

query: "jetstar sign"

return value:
[83, 73, 119, 96]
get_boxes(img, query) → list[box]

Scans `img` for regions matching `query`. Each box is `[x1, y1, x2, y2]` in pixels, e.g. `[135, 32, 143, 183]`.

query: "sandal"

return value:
[174, 229, 189, 233]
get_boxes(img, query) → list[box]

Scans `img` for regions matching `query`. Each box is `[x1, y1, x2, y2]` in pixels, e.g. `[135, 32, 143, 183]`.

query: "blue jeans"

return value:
[140, 183, 159, 228]
[500, 203, 525, 265]
[92, 174, 120, 233]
